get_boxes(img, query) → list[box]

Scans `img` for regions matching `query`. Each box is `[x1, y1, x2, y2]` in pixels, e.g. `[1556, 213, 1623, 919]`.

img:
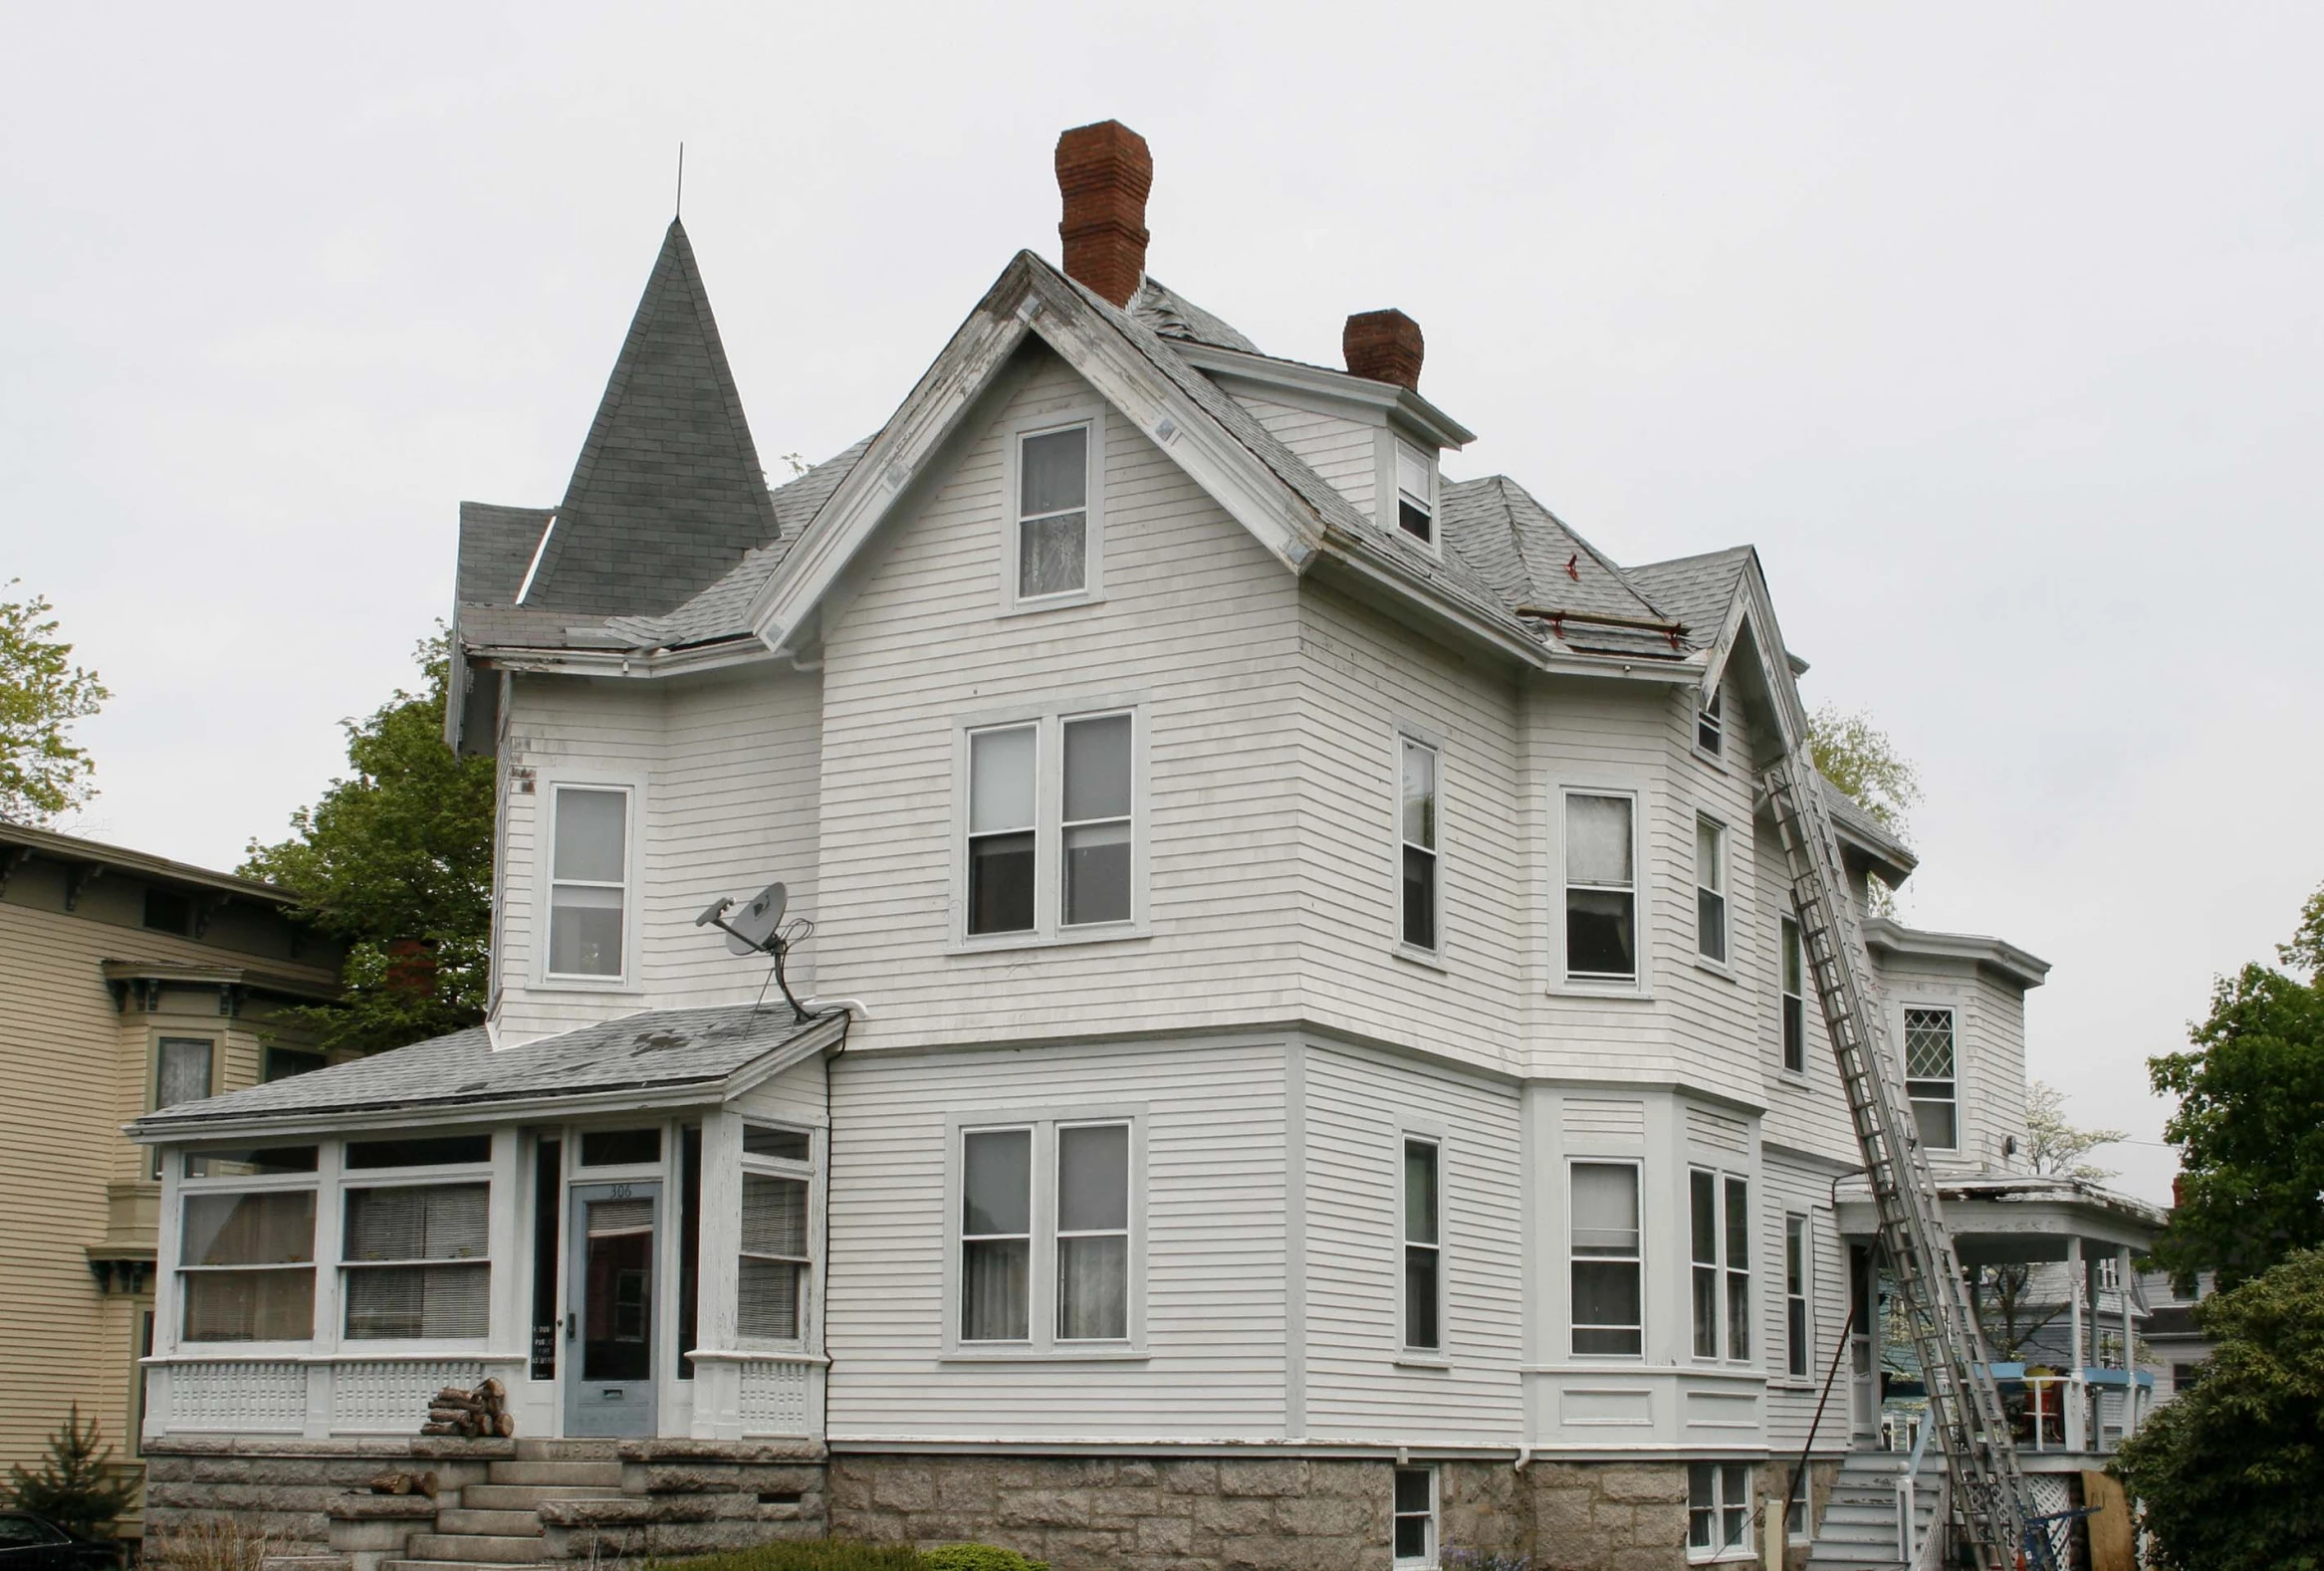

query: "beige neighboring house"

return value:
[0, 820, 340, 1538]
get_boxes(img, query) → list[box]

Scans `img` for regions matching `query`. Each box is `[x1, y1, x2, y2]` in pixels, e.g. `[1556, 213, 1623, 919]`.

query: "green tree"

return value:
[2025, 1078, 2128, 1181]
[2149, 882, 2324, 1291]
[0, 582, 110, 825]
[242, 635, 495, 1055]
[5, 1405, 139, 1539]
[2111, 1249, 2324, 1571]
[1805, 703, 1921, 913]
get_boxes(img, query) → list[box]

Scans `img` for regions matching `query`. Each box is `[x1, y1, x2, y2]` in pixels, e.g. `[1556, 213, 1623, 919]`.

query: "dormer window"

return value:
[1697, 689, 1724, 756]
[1395, 443, 1435, 545]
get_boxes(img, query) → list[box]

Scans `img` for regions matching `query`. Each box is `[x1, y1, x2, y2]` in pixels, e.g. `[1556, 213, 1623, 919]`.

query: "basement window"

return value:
[1395, 443, 1435, 545]
[1687, 1462, 1752, 1560]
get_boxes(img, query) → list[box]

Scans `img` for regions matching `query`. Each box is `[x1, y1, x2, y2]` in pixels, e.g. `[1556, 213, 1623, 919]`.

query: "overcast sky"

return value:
[7, 4, 2319, 1204]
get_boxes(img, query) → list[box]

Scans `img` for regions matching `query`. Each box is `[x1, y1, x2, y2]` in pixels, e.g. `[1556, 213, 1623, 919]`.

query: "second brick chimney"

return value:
[1055, 119, 1153, 309]
[1343, 309, 1425, 391]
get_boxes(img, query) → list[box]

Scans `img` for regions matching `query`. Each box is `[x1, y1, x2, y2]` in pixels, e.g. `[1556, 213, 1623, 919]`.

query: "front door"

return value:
[1849, 1245, 1879, 1441]
[565, 1182, 659, 1437]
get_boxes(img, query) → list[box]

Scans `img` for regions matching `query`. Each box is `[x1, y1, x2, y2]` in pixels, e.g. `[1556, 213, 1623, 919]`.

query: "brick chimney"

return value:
[1343, 309, 1425, 391]
[1055, 120, 1153, 309]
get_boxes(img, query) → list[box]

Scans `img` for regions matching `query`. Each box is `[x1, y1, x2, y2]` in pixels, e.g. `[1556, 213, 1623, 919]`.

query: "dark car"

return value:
[0, 1513, 122, 1571]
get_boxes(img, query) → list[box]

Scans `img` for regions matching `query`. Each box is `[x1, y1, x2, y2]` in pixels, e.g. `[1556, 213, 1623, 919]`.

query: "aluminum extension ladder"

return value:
[1761, 757, 2045, 1571]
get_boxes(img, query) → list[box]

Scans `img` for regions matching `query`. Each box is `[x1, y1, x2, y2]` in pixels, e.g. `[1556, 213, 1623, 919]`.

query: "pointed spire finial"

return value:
[675, 142, 685, 219]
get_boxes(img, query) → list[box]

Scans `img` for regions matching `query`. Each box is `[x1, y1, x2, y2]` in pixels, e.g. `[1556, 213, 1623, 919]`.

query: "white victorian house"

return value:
[131, 122, 2159, 1571]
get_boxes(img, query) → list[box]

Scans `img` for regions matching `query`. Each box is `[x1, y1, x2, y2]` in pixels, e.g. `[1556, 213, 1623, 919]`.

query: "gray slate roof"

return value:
[512, 219, 780, 620]
[1624, 548, 1755, 638]
[128, 1005, 836, 1136]
[456, 504, 554, 605]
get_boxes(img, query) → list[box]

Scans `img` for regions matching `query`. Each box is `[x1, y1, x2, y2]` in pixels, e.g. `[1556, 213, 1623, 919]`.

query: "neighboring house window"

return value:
[1785, 1214, 1811, 1379]
[154, 1036, 214, 1178]
[143, 887, 193, 935]
[1780, 916, 1806, 1074]
[961, 1128, 1033, 1342]
[1056, 1123, 1130, 1341]
[1061, 714, 1133, 927]
[739, 1123, 813, 1342]
[1570, 1161, 1643, 1356]
[1016, 423, 1090, 600]
[1691, 1170, 1750, 1360]
[1697, 688, 1724, 755]
[1395, 443, 1435, 545]
[265, 1046, 326, 1083]
[965, 711, 1139, 940]
[1696, 816, 1728, 964]
[1402, 1138, 1442, 1353]
[1904, 1007, 1959, 1150]
[548, 786, 628, 978]
[1393, 1465, 1437, 1566]
[1399, 738, 1439, 952]
[342, 1183, 490, 1339]
[1564, 792, 1637, 982]
[1689, 1462, 1752, 1560]
[968, 726, 1038, 935]
[178, 1190, 316, 1342]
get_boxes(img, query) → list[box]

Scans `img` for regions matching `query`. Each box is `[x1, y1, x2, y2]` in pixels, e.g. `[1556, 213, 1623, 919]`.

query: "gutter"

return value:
[468, 634, 778, 680]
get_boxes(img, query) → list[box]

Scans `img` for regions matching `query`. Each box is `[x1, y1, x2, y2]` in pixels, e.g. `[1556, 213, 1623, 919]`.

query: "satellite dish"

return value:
[722, 881, 787, 956]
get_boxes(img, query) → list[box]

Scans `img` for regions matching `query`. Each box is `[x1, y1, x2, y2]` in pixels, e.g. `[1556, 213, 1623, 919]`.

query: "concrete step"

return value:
[386, 1563, 538, 1571]
[484, 1459, 624, 1488]
[511, 1439, 619, 1461]
[405, 1535, 546, 1565]
[460, 1484, 625, 1510]
[433, 1510, 542, 1538]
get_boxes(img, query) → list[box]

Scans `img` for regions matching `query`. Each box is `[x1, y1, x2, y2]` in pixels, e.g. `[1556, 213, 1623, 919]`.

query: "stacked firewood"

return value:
[368, 1469, 440, 1496]
[421, 1377, 516, 1438]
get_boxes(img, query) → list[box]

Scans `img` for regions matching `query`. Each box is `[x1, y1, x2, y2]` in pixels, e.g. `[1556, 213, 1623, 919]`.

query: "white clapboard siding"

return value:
[822, 1035, 1289, 1441]
[812, 347, 1307, 1045]
[1301, 1043, 1525, 1445]
[1292, 582, 1525, 1068]
[1235, 396, 1378, 519]
[1759, 1150, 1856, 1454]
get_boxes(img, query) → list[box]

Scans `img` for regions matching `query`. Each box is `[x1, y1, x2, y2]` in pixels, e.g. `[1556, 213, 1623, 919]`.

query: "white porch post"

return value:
[2065, 1235, 2086, 1452]
[2119, 1243, 2138, 1438]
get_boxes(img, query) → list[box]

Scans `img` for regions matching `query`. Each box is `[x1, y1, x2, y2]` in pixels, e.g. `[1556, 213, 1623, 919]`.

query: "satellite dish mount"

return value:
[694, 881, 813, 1022]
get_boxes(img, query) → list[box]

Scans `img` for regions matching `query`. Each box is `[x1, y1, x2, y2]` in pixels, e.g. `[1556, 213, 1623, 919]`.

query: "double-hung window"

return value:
[1401, 1138, 1442, 1353]
[959, 1118, 1135, 1347]
[548, 785, 628, 979]
[965, 710, 1137, 940]
[1691, 1169, 1750, 1361]
[1392, 1465, 1438, 1566]
[343, 1183, 490, 1339]
[153, 1036, 215, 1178]
[1564, 792, 1637, 983]
[1395, 443, 1435, 545]
[739, 1124, 813, 1342]
[1697, 688, 1724, 755]
[177, 1172, 318, 1344]
[1780, 916, 1807, 1073]
[1687, 1462, 1752, 1561]
[1785, 1214, 1811, 1379]
[1399, 738, 1439, 952]
[1015, 422, 1092, 601]
[1904, 1007, 1959, 1151]
[1695, 815, 1728, 965]
[1570, 1162, 1642, 1356]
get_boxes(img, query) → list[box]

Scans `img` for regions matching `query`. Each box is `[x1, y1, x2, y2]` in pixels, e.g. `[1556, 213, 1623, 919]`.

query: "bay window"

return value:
[1570, 1161, 1642, 1356]
[1785, 1214, 1811, 1379]
[1904, 1007, 1959, 1151]
[1564, 792, 1638, 982]
[1696, 815, 1728, 965]
[1691, 1168, 1750, 1361]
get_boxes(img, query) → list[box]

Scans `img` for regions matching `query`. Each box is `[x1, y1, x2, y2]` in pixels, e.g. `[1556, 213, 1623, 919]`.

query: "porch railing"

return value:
[1993, 1365, 2154, 1455]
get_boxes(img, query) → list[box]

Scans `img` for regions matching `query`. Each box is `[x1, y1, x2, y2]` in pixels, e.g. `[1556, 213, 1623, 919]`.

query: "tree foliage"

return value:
[2112, 1249, 2324, 1571]
[1804, 702, 1922, 834]
[242, 635, 494, 1055]
[2149, 881, 2324, 1291]
[5, 1405, 139, 1539]
[0, 582, 110, 825]
[2025, 1078, 2127, 1182]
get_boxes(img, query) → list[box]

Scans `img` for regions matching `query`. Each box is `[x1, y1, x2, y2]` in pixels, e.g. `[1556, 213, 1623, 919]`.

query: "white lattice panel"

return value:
[2026, 1473, 2077, 1569]
[738, 1360, 812, 1435]
[171, 1361, 307, 1432]
[332, 1360, 487, 1433]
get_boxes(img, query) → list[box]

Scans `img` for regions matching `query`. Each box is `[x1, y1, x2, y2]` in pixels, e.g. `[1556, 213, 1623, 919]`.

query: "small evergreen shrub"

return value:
[5, 1407, 138, 1541]
[920, 1546, 1049, 1571]
[638, 1544, 924, 1571]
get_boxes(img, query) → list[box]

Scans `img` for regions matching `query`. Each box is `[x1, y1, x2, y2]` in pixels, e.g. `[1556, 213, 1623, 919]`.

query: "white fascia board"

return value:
[748, 282, 1038, 652]
[1698, 588, 1752, 703]
[1170, 342, 1477, 449]
[471, 636, 779, 679]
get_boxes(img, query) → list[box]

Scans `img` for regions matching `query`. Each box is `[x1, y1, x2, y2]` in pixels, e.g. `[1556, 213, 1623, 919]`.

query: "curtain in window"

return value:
[182, 1268, 314, 1342]
[345, 1185, 488, 1260]
[739, 1174, 809, 1340]
[962, 1238, 1029, 1342]
[345, 1263, 489, 1339]
[1056, 1234, 1126, 1340]
[182, 1192, 315, 1266]
[156, 1038, 212, 1107]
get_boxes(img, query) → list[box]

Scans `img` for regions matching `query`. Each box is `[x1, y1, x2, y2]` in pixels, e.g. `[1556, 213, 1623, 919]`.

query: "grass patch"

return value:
[640, 1543, 1046, 1571]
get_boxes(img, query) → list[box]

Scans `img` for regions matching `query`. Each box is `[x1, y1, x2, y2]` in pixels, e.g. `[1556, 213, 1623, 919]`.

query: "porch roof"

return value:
[1837, 1173, 2168, 1264]
[125, 1004, 843, 1140]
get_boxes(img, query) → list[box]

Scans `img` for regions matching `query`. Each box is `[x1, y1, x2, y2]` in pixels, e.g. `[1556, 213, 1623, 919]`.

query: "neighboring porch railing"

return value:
[1991, 1365, 2155, 1456]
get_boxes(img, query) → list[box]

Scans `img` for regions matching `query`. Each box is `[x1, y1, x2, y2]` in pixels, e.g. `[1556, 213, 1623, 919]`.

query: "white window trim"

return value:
[339, 1169, 496, 1351]
[166, 1144, 331, 1358]
[1784, 1212, 1812, 1382]
[941, 1103, 1148, 1360]
[1000, 400, 1107, 613]
[1567, 1157, 1645, 1361]
[1687, 1460, 1756, 1563]
[1694, 812, 1731, 975]
[736, 1121, 819, 1352]
[951, 700, 1148, 953]
[1394, 729, 1444, 961]
[1386, 436, 1441, 559]
[1778, 916, 1808, 1080]
[1554, 785, 1650, 996]
[1392, 1462, 1440, 1568]
[1689, 1166, 1753, 1365]
[1399, 1129, 1447, 1360]
[1902, 1003, 1962, 1153]
[534, 768, 647, 992]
